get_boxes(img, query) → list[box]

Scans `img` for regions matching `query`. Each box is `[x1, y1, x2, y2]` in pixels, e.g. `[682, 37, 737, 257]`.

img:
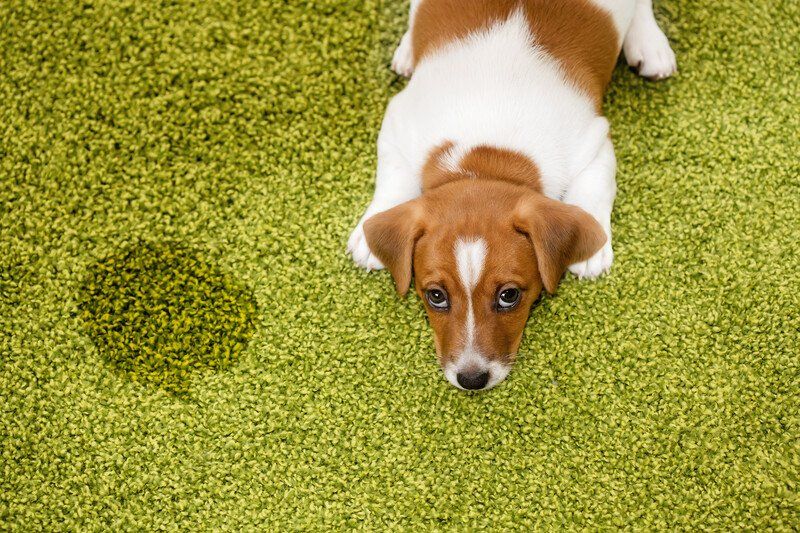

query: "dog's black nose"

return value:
[457, 370, 489, 390]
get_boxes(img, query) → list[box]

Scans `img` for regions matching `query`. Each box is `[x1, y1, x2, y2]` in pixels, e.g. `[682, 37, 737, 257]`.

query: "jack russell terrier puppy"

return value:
[347, 0, 677, 391]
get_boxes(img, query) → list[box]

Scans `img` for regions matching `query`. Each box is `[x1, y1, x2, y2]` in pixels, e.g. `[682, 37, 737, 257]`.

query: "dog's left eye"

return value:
[497, 287, 521, 310]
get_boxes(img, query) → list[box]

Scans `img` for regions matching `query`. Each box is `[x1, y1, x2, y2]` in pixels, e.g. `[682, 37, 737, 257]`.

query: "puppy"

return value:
[348, 0, 676, 390]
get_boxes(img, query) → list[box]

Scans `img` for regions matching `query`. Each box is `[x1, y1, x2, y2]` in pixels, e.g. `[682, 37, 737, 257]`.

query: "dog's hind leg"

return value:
[623, 0, 677, 80]
[391, 0, 421, 77]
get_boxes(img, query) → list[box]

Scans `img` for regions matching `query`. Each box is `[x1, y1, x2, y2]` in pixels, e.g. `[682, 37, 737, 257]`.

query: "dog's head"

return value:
[364, 179, 604, 390]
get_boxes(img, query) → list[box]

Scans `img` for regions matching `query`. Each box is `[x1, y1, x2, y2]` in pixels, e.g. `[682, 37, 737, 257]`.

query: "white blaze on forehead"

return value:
[454, 237, 487, 349]
[455, 237, 487, 293]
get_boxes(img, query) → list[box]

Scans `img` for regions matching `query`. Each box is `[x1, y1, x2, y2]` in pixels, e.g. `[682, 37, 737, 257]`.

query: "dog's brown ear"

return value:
[513, 193, 606, 294]
[363, 200, 424, 296]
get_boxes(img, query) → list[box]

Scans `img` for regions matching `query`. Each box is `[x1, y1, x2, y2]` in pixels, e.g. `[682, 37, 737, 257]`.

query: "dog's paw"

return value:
[568, 240, 613, 280]
[623, 22, 677, 80]
[347, 221, 385, 271]
[391, 32, 414, 78]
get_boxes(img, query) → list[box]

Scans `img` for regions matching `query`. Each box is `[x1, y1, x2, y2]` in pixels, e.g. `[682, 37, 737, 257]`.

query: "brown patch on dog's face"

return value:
[364, 178, 605, 390]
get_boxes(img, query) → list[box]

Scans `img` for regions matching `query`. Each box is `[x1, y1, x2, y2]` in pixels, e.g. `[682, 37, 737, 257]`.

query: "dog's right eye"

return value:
[425, 288, 450, 311]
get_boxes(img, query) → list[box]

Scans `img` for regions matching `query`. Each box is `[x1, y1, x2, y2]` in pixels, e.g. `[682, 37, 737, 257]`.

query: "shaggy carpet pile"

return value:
[1, 0, 798, 529]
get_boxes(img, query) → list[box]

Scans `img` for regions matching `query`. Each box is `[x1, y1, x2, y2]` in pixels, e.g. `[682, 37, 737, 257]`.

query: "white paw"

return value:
[623, 22, 677, 80]
[568, 239, 613, 280]
[391, 31, 414, 77]
[347, 219, 385, 271]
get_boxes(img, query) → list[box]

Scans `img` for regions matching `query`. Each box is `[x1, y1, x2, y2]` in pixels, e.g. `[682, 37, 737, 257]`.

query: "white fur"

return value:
[623, 0, 677, 79]
[590, 0, 636, 44]
[565, 137, 617, 278]
[391, 31, 415, 77]
[444, 351, 511, 392]
[440, 143, 474, 174]
[455, 237, 487, 348]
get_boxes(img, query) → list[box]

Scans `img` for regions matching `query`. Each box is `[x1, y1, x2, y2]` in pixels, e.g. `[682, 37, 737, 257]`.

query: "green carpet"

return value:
[1, 0, 798, 529]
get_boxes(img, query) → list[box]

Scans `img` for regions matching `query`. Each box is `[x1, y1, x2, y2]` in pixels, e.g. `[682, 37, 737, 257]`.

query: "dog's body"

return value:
[348, 0, 676, 390]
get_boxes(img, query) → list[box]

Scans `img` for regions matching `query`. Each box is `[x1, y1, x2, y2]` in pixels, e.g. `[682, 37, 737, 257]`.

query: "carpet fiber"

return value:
[1, 0, 798, 529]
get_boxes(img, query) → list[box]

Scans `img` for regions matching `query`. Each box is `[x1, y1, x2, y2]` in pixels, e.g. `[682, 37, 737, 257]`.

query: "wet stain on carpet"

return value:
[79, 241, 258, 396]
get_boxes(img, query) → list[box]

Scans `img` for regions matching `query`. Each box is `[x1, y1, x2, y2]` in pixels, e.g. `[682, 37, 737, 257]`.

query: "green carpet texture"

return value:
[1, 0, 798, 529]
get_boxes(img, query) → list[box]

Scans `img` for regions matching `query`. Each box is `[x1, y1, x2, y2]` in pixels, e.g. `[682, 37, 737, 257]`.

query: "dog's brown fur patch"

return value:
[422, 143, 542, 192]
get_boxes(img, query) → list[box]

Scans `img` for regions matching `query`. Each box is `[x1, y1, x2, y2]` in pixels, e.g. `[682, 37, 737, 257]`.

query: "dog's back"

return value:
[388, 1, 621, 198]
[411, 0, 633, 108]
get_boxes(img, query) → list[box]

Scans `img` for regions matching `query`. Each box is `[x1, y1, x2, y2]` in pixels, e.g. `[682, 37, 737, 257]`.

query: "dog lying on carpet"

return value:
[348, 0, 676, 390]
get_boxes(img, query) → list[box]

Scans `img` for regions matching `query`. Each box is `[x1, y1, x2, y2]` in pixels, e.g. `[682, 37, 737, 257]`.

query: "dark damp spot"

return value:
[79, 241, 257, 396]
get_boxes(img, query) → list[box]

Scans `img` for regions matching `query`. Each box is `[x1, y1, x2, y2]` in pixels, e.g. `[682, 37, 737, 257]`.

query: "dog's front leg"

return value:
[347, 112, 419, 270]
[562, 137, 617, 279]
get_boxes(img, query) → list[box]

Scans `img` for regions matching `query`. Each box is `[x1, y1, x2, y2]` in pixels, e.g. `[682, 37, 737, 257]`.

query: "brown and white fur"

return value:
[347, 0, 677, 391]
